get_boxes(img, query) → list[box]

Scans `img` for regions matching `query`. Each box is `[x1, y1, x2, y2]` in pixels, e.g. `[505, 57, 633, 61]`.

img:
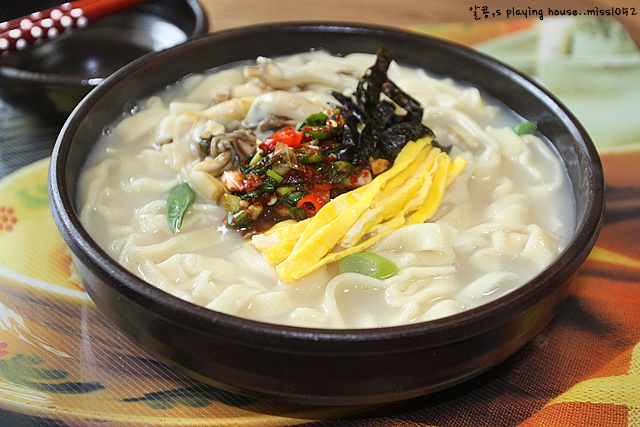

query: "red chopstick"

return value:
[0, 0, 148, 55]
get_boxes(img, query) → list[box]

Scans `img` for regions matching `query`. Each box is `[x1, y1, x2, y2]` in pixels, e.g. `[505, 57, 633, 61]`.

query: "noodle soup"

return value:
[78, 50, 574, 329]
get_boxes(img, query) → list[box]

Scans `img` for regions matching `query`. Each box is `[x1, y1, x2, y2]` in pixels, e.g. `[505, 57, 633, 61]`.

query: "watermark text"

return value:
[470, 6, 637, 21]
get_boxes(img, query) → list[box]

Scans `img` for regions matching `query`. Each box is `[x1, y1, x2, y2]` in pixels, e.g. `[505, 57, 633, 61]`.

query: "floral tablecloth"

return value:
[0, 16, 639, 427]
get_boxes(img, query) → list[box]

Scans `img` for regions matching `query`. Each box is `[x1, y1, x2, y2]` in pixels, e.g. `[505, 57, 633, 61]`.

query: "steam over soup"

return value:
[78, 50, 575, 328]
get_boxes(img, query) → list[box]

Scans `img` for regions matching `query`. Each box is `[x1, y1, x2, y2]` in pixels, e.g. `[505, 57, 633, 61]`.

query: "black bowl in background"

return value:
[0, 0, 208, 123]
[49, 23, 605, 406]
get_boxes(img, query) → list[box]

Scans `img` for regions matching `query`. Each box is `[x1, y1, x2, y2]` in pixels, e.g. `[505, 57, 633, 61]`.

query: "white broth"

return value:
[78, 51, 575, 328]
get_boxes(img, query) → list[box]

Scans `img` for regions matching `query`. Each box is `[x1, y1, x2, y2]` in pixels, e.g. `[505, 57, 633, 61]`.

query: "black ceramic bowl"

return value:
[49, 23, 605, 406]
[0, 0, 208, 122]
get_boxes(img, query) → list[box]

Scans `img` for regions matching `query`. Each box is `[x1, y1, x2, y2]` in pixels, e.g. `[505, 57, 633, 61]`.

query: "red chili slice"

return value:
[296, 192, 329, 218]
[260, 127, 304, 151]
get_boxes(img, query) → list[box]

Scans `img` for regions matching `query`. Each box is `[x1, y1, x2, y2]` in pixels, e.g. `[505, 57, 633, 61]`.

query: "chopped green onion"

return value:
[228, 209, 247, 226]
[289, 207, 307, 220]
[166, 182, 196, 234]
[266, 169, 284, 182]
[301, 127, 333, 140]
[248, 151, 263, 166]
[247, 204, 263, 220]
[298, 112, 329, 128]
[300, 152, 323, 164]
[338, 252, 398, 279]
[270, 161, 291, 177]
[260, 179, 277, 193]
[277, 186, 296, 196]
[281, 191, 305, 207]
[222, 194, 242, 213]
[514, 121, 537, 135]
[329, 161, 355, 183]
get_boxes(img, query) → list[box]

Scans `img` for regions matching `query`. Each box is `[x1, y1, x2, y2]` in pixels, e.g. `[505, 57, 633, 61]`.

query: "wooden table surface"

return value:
[199, 0, 640, 45]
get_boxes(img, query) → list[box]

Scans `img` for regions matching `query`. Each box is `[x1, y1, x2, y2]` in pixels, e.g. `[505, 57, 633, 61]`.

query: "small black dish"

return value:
[0, 0, 208, 123]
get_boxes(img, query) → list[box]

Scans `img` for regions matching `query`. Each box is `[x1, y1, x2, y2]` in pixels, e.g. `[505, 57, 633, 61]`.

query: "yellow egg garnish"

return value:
[251, 136, 467, 282]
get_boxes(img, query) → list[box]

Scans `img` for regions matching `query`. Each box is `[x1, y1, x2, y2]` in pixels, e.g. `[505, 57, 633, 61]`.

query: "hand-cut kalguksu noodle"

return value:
[78, 51, 575, 329]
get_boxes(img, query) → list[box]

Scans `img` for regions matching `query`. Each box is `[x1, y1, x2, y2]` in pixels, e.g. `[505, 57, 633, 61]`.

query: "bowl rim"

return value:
[49, 22, 606, 352]
[0, 0, 209, 86]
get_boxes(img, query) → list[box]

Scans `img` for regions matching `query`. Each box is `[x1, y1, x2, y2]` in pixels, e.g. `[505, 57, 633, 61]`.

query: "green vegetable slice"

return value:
[513, 121, 537, 135]
[166, 182, 196, 234]
[338, 252, 398, 279]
